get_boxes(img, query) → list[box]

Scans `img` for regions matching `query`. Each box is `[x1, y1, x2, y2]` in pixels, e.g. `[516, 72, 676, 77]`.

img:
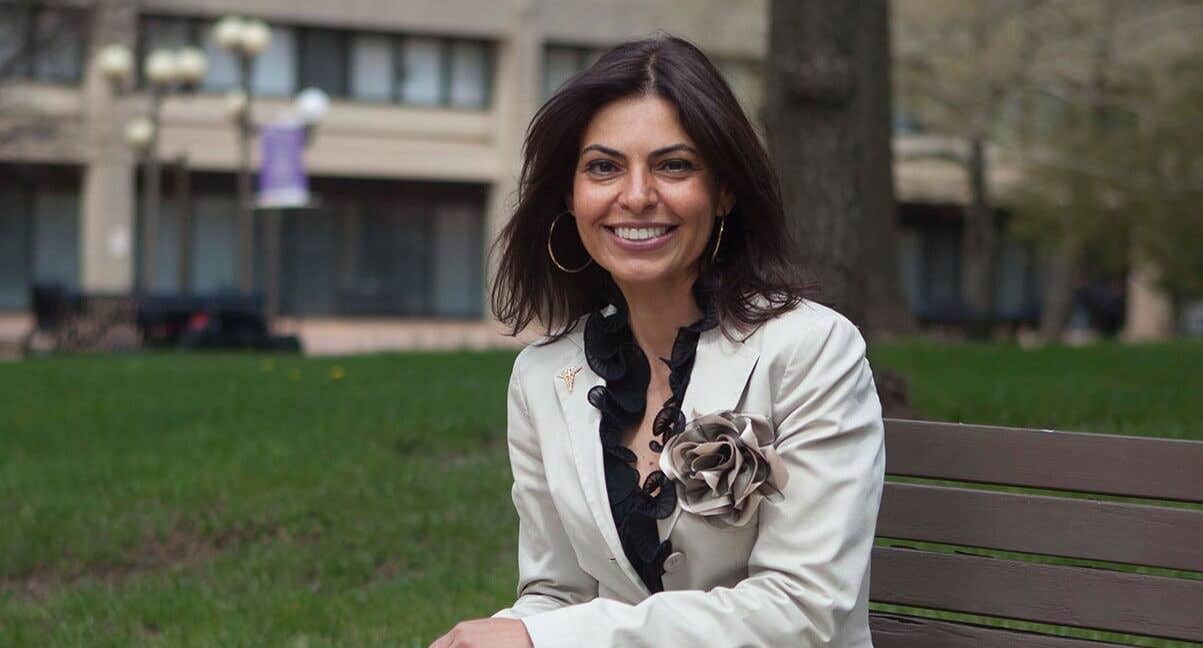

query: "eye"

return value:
[661, 158, 696, 173]
[585, 159, 619, 175]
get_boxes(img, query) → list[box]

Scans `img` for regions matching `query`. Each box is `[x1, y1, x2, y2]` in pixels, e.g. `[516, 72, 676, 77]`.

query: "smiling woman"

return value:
[571, 96, 733, 296]
[489, 34, 809, 343]
[431, 33, 885, 648]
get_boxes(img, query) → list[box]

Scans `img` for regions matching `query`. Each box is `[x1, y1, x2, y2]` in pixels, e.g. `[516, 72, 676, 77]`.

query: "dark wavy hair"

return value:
[489, 33, 810, 344]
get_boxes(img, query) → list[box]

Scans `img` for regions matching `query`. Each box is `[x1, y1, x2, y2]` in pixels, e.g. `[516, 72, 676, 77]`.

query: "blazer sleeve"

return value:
[492, 349, 600, 620]
[517, 312, 886, 647]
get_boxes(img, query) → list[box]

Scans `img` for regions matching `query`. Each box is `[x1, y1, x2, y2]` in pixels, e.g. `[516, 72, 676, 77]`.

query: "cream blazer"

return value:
[491, 300, 885, 647]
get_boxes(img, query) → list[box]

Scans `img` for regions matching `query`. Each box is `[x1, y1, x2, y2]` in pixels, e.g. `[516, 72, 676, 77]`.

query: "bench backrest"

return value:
[869, 419, 1203, 647]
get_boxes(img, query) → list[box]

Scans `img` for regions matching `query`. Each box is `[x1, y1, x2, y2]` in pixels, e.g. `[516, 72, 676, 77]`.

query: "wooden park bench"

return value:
[868, 419, 1203, 647]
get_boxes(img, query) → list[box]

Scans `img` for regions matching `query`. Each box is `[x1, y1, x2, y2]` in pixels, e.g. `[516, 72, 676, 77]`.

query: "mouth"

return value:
[604, 224, 679, 242]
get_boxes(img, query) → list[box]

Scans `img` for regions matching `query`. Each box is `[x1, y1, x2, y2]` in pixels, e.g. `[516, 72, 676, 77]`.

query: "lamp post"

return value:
[214, 16, 271, 294]
[262, 87, 330, 323]
[98, 43, 207, 293]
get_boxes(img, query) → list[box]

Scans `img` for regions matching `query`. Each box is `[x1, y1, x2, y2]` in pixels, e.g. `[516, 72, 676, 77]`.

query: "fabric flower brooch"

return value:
[658, 409, 789, 528]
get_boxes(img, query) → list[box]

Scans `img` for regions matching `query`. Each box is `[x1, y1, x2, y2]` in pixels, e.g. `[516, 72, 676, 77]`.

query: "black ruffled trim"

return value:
[583, 276, 719, 593]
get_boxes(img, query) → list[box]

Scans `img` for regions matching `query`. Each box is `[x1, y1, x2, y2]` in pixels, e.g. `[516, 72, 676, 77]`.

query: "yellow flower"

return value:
[287, 369, 302, 381]
[329, 366, 346, 381]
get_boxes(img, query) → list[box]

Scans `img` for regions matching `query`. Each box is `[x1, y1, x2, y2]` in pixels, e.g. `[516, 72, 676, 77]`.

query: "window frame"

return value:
[296, 26, 348, 98]
[0, 2, 90, 84]
[348, 30, 397, 104]
[445, 37, 493, 110]
[136, 15, 205, 88]
[394, 33, 448, 108]
[541, 43, 600, 101]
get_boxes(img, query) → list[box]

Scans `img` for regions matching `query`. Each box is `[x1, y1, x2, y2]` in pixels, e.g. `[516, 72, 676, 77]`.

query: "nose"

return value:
[618, 165, 658, 214]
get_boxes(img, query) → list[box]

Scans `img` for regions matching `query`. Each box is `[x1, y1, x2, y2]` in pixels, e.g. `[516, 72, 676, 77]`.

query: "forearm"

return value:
[492, 591, 582, 619]
[517, 566, 870, 647]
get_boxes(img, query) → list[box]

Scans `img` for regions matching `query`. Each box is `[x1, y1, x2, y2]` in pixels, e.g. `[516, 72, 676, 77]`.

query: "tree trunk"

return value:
[765, 0, 868, 328]
[767, 0, 915, 418]
[1039, 239, 1077, 343]
[859, 0, 916, 338]
[1042, 1, 1118, 344]
[961, 136, 997, 338]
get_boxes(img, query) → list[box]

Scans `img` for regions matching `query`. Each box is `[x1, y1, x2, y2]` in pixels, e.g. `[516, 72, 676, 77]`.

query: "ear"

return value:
[717, 186, 735, 217]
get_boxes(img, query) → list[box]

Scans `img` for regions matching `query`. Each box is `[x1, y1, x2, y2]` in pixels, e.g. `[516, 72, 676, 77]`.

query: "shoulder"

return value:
[746, 299, 869, 382]
[510, 314, 589, 386]
[753, 299, 866, 357]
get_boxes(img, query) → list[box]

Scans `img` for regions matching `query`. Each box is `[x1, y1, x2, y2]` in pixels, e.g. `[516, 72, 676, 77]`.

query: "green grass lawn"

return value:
[1, 341, 1200, 646]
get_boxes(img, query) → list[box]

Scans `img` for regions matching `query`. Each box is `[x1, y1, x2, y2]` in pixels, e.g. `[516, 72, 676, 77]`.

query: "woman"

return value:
[431, 34, 884, 648]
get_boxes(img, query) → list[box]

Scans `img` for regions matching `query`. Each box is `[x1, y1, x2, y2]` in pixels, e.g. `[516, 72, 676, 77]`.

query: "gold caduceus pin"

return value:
[557, 365, 583, 393]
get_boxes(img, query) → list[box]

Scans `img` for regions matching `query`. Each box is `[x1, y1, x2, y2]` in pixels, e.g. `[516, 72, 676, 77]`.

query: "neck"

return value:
[615, 272, 703, 363]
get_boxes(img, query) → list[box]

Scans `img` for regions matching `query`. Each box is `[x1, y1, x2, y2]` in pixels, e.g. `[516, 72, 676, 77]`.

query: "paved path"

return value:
[0, 314, 537, 357]
[274, 317, 534, 355]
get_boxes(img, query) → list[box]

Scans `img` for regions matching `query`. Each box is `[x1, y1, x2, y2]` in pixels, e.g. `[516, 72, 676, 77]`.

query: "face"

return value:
[569, 94, 733, 291]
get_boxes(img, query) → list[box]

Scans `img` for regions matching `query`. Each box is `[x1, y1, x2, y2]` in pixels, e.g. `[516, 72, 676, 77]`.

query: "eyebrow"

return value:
[580, 143, 698, 158]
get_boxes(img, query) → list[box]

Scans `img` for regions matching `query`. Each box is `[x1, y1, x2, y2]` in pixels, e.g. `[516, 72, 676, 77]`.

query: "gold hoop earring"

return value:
[710, 214, 726, 263]
[547, 210, 594, 273]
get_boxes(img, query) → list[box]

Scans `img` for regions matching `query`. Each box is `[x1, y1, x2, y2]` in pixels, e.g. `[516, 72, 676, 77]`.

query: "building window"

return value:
[0, 9, 24, 76]
[0, 183, 32, 309]
[448, 40, 490, 109]
[350, 34, 394, 102]
[251, 25, 297, 97]
[716, 59, 764, 121]
[0, 3, 89, 83]
[298, 28, 345, 97]
[155, 174, 485, 316]
[0, 165, 81, 310]
[542, 45, 601, 100]
[398, 36, 443, 106]
[138, 16, 493, 109]
[199, 22, 238, 91]
[141, 16, 207, 87]
[141, 15, 196, 51]
[273, 178, 487, 317]
[139, 16, 201, 88]
[542, 44, 765, 122]
[919, 227, 963, 318]
[143, 16, 295, 96]
[191, 194, 239, 292]
[33, 189, 80, 290]
[892, 107, 925, 135]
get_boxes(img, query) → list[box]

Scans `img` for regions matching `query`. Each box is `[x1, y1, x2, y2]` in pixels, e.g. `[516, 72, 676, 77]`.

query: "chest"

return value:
[619, 366, 676, 489]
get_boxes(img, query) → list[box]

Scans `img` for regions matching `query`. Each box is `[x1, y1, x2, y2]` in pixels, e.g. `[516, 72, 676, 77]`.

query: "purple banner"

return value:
[257, 121, 308, 208]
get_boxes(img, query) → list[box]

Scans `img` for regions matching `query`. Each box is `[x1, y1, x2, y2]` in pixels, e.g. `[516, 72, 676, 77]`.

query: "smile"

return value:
[601, 227, 678, 250]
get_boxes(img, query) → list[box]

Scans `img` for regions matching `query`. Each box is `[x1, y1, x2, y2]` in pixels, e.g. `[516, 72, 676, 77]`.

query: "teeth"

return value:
[613, 226, 670, 241]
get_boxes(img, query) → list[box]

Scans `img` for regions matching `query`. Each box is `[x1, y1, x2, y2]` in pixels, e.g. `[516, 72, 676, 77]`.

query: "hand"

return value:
[429, 618, 533, 648]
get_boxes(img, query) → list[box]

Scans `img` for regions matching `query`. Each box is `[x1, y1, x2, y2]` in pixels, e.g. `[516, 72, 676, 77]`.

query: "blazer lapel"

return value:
[552, 347, 651, 601]
[552, 324, 761, 600]
[657, 325, 761, 540]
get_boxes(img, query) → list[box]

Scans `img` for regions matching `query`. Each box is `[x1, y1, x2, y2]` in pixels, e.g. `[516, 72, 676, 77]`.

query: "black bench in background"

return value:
[24, 282, 300, 354]
[136, 291, 299, 351]
[869, 419, 1203, 647]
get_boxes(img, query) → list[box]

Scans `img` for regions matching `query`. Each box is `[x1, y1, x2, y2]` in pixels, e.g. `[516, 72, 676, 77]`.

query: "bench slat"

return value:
[870, 546, 1203, 642]
[870, 613, 1126, 648]
[878, 482, 1203, 572]
[884, 419, 1203, 502]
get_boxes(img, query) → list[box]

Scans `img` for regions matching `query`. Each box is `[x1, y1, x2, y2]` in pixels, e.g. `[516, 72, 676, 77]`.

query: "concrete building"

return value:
[2, 0, 780, 351]
[1, 0, 1036, 353]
